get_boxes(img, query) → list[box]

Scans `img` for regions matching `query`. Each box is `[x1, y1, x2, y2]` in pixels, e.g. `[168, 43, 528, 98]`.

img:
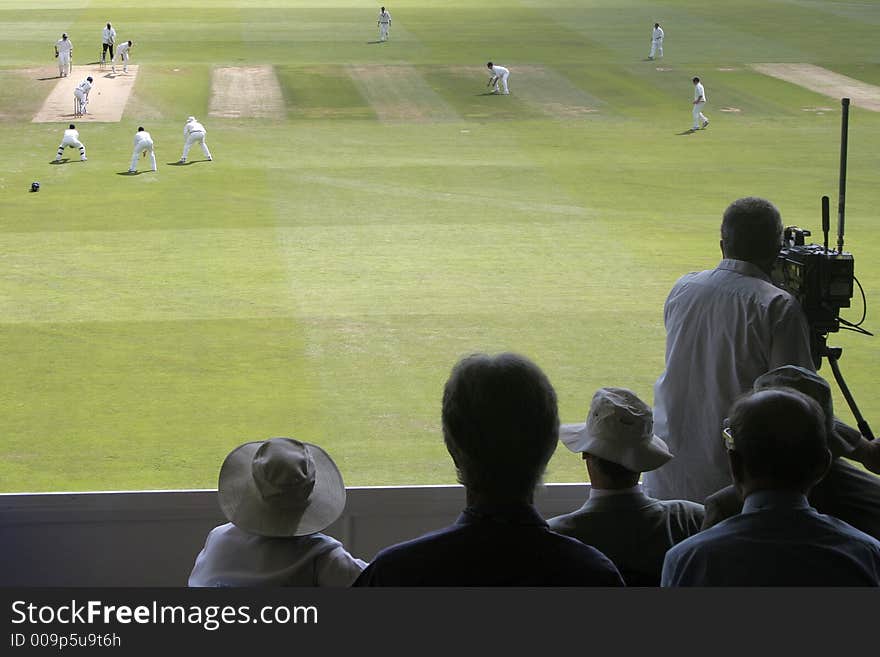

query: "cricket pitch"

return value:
[32, 65, 139, 123]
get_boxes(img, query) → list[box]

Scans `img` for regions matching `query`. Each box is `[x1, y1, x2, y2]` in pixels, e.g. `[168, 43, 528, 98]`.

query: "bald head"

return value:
[727, 388, 830, 492]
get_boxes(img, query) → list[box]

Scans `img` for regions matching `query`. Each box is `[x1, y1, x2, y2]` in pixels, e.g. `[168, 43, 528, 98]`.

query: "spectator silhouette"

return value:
[354, 353, 624, 586]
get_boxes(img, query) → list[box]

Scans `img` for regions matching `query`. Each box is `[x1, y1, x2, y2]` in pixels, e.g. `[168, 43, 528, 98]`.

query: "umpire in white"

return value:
[102, 22, 116, 64]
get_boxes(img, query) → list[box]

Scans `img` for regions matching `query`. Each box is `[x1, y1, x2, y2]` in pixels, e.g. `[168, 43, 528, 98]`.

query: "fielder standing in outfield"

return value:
[54, 33, 73, 77]
[54, 123, 86, 162]
[74, 76, 93, 115]
[101, 22, 116, 65]
[649, 22, 664, 60]
[692, 76, 709, 130]
[112, 40, 133, 73]
[487, 62, 510, 94]
[129, 126, 157, 173]
[377, 7, 391, 41]
[178, 116, 213, 163]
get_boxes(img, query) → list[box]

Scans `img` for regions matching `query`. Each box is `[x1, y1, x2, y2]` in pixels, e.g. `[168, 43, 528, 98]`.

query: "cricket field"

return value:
[1, 0, 878, 492]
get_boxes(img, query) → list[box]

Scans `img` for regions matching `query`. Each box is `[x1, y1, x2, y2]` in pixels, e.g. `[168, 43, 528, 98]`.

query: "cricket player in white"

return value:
[55, 33, 73, 77]
[377, 7, 391, 41]
[129, 126, 157, 173]
[487, 62, 510, 94]
[649, 23, 664, 60]
[692, 76, 709, 130]
[178, 116, 213, 163]
[74, 76, 93, 115]
[54, 123, 86, 162]
[101, 22, 116, 64]
[112, 40, 133, 73]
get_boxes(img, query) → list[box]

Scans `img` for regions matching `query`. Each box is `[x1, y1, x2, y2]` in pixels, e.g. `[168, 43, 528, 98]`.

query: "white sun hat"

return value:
[560, 387, 673, 472]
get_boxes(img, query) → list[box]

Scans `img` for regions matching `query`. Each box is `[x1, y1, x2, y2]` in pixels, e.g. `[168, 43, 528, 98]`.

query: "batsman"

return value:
[74, 76, 93, 116]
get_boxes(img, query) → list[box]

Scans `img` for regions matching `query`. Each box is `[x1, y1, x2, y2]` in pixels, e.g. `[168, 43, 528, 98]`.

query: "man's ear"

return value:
[719, 238, 725, 258]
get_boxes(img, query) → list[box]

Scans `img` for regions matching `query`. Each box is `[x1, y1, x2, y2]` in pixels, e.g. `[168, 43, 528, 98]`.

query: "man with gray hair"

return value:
[662, 388, 880, 586]
[549, 388, 704, 585]
[645, 197, 815, 503]
[354, 353, 624, 586]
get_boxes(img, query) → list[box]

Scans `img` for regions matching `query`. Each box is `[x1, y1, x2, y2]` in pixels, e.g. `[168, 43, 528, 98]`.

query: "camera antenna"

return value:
[822, 195, 830, 254]
[837, 97, 849, 254]
[826, 96, 874, 439]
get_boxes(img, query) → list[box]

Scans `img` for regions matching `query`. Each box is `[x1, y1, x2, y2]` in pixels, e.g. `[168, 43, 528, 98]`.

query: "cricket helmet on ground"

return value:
[30, 181, 40, 192]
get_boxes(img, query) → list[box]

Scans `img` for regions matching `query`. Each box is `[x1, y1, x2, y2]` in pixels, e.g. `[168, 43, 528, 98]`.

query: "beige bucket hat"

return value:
[560, 387, 673, 472]
[218, 437, 346, 537]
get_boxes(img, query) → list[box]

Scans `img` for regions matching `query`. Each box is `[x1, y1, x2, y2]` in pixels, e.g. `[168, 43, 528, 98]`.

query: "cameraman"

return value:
[644, 197, 817, 503]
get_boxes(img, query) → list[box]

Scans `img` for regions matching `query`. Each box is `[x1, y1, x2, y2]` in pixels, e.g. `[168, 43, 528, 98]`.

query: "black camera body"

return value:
[771, 226, 854, 335]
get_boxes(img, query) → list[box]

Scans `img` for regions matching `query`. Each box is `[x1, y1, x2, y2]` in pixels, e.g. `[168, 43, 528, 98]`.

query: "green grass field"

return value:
[1, 0, 878, 492]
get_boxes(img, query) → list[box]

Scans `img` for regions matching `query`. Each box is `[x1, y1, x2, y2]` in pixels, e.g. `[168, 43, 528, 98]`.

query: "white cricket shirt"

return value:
[185, 120, 206, 135]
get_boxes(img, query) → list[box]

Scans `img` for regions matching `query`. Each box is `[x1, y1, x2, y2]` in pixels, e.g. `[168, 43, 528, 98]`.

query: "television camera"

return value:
[770, 98, 873, 439]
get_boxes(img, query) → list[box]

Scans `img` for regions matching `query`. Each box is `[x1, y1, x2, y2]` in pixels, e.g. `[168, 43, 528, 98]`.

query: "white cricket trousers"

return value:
[379, 23, 389, 40]
[692, 102, 708, 128]
[74, 89, 88, 114]
[494, 71, 510, 94]
[131, 140, 157, 171]
[113, 51, 129, 71]
[57, 135, 85, 159]
[58, 52, 71, 77]
[182, 131, 212, 160]
[650, 38, 663, 58]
